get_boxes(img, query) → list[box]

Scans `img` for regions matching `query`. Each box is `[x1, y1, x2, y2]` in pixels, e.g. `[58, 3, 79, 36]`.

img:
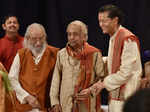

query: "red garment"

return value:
[0, 35, 24, 72]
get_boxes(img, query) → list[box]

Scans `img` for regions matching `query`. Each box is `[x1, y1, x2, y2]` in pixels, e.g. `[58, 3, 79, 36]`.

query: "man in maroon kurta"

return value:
[0, 15, 23, 72]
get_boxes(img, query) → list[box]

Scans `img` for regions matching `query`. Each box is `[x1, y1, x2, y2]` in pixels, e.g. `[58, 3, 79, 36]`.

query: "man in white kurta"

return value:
[104, 25, 142, 112]
[50, 20, 105, 112]
[90, 5, 142, 112]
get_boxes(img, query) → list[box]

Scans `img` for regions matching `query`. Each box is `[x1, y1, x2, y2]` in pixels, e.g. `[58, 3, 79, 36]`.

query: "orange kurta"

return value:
[14, 45, 58, 112]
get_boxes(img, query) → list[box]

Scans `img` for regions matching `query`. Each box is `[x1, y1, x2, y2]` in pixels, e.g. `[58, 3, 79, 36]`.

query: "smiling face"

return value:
[2, 16, 19, 34]
[98, 11, 118, 36]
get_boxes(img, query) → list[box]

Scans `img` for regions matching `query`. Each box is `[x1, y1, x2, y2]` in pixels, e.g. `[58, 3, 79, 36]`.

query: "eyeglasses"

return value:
[67, 32, 81, 37]
[29, 36, 44, 42]
[100, 18, 112, 24]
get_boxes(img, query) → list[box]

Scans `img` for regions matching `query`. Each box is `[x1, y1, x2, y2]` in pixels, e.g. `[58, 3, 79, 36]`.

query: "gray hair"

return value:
[23, 23, 47, 48]
[24, 23, 47, 39]
[66, 20, 88, 41]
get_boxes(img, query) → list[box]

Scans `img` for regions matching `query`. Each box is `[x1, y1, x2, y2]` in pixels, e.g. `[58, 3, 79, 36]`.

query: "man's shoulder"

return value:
[53, 48, 68, 61]
[57, 48, 67, 54]
[86, 43, 101, 54]
[46, 45, 60, 57]
[17, 35, 24, 41]
[18, 48, 28, 55]
[59, 47, 66, 52]
[0, 36, 7, 42]
[47, 45, 59, 52]
[0, 35, 24, 43]
[118, 27, 135, 37]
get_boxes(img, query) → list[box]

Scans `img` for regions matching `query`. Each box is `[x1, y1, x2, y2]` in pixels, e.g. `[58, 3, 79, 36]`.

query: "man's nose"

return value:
[36, 40, 42, 45]
[69, 35, 74, 40]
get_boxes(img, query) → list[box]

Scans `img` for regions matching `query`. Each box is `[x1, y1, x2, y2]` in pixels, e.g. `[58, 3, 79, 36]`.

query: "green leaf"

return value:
[0, 70, 13, 92]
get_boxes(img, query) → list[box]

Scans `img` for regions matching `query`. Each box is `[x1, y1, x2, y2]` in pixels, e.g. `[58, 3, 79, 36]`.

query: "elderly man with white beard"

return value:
[8, 23, 59, 112]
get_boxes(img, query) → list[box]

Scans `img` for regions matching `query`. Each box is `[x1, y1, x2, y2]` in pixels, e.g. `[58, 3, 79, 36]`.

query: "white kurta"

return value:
[104, 26, 142, 112]
[50, 47, 104, 112]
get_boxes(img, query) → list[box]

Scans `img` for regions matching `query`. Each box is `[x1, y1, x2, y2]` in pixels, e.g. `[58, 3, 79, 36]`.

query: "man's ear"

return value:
[2, 24, 6, 30]
[114, 17, 119, 24]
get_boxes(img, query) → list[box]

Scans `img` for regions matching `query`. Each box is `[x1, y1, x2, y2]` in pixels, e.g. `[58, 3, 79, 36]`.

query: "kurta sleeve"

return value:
[50, 51, 62, 106]
[8, 53, 29, 104]
[104, 39, 139, 91]
[94, 52, 105, 80]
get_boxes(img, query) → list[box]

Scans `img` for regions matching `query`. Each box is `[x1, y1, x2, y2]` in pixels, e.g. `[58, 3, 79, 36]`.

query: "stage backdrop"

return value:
[0, 0, 150, 104]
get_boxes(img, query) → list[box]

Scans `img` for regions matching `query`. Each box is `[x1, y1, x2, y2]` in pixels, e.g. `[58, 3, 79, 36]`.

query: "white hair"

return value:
[23, 23, 47, 55]
[66, 20, 88, 41]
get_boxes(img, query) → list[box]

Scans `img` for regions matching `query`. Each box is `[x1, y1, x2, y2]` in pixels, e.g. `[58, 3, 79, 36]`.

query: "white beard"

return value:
[23, 39, 47, 56]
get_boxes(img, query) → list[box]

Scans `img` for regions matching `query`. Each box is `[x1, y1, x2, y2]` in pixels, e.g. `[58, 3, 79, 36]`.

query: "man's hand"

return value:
[49, 104, 62, 112]
[91, 81, 105, 95]
[77, 81, 105, 100]
[76, 88, 91, 101]
[141, 77, 150, 88]
[24, 95, 41, 108]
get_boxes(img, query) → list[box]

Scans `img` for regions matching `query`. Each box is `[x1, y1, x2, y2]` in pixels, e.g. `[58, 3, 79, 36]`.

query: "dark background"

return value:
[0, 0, 150, 60]
[0, 0, 150, 104]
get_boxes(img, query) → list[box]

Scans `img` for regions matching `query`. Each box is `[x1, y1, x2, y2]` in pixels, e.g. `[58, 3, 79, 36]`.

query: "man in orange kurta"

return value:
[9, 23, 59, 112]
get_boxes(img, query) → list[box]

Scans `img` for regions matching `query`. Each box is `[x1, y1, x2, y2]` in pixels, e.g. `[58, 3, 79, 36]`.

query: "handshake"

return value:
[49, 81, 105, 112]
[79, 81, 105, 97]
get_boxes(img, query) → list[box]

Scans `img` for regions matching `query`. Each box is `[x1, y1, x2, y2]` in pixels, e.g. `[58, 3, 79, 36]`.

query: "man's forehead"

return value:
[30, 28, 44, 36]
[67, 25, 81, 32]
[99, 11, 109, 17]
[30, 26, 42, 33]
[6, 16, 18, 22]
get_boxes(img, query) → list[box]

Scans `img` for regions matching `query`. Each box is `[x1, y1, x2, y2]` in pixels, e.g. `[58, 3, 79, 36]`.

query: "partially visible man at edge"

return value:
[0, 62, 12, 112]
[0, 14, 24, 72]
[8, 23, 59, 112]
[83, 4, 142, 112]
[50, 20, 105, 112]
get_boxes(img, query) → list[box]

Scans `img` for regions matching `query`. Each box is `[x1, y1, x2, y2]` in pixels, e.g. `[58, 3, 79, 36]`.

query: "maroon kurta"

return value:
[0, 35, 24, 72]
